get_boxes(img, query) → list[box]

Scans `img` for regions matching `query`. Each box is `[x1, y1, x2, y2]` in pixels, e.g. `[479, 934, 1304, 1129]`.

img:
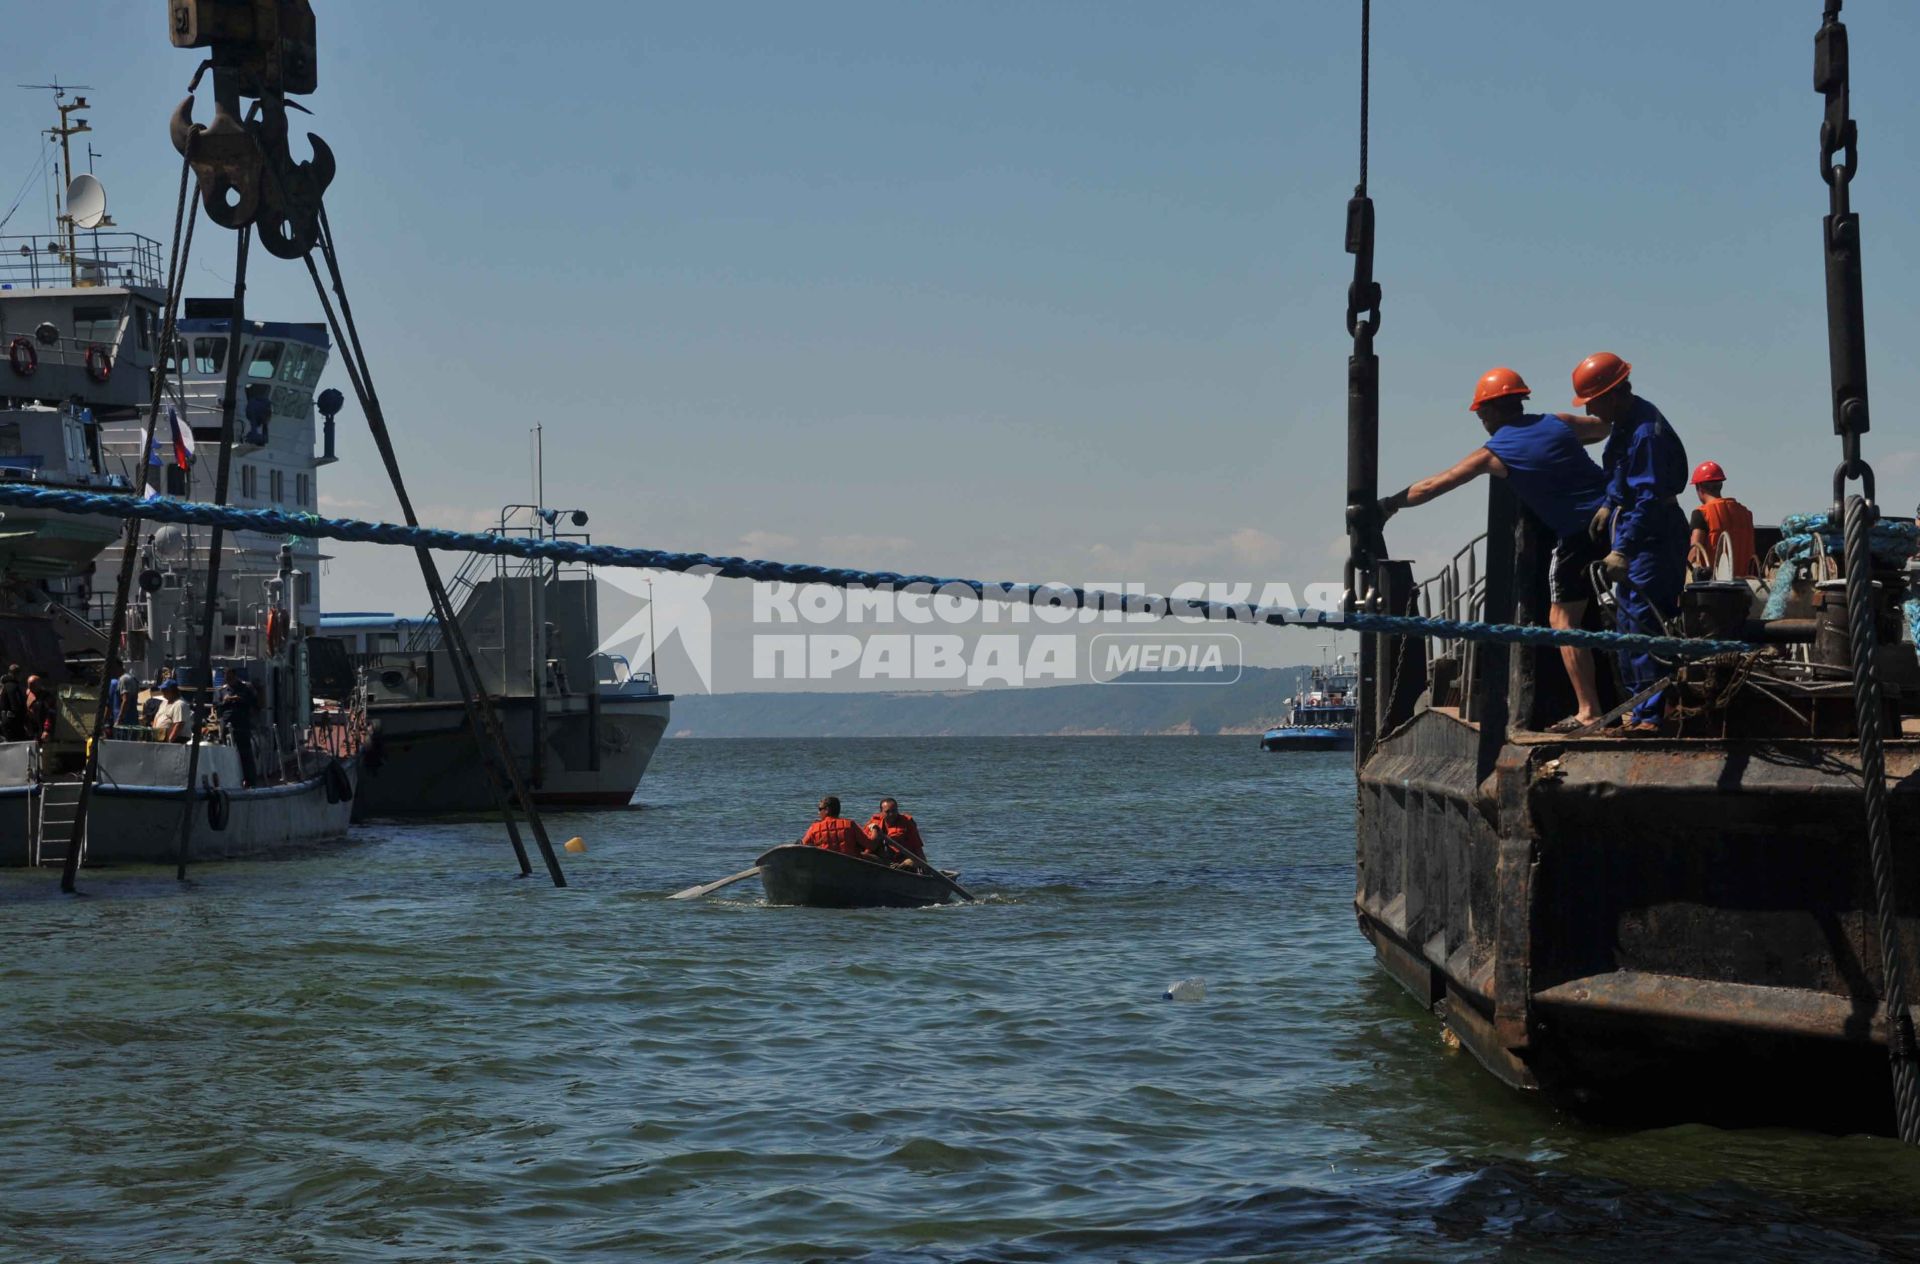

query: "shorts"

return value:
[1549, 531, 1606, 606]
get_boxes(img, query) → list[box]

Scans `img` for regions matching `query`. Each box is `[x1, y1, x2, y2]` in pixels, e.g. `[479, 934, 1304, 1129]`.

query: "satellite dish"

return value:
[66, 174, 107, 229]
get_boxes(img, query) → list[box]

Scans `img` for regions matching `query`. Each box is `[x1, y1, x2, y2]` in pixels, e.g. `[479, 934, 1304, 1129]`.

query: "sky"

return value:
[6, 1, 1920, 691]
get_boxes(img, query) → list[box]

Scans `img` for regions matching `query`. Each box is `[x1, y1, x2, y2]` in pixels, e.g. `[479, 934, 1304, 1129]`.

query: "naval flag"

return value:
[168, 406, 195, 470]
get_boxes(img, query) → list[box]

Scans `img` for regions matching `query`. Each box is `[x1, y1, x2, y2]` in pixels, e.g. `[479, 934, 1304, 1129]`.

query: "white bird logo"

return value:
[597, 566, 717, 693]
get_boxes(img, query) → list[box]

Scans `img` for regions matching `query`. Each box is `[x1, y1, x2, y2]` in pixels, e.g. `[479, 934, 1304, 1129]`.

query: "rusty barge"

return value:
[1341, 2, 1920, 1134]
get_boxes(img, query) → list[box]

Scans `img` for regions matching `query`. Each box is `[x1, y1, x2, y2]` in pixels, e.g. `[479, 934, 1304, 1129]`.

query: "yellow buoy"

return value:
[563, 836, 587, 854]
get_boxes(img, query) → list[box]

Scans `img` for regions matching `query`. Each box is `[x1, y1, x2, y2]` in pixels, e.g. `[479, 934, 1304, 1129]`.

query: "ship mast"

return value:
[23, 82, 95, 287]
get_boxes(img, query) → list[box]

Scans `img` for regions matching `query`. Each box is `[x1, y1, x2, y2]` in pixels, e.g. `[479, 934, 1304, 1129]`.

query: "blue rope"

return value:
[1761, 512, 1918, 621]
[8, 482, 1752, 658]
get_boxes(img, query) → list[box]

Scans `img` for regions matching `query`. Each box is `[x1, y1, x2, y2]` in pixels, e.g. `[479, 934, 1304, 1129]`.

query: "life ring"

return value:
[206, 786, 232, 831]
[84, 343, 112, 383]
[6, 337, 35, 377]
[265, 608, 287, 654]
[324, 758, 354, 804]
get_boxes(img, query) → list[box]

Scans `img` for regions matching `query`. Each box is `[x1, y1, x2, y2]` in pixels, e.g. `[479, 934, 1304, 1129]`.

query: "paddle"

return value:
[873, 832, 976, 903]
[666, 864, 764, 901]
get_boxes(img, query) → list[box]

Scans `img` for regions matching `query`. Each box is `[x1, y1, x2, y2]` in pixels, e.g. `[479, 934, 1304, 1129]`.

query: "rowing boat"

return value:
[754, 843, 958, 909]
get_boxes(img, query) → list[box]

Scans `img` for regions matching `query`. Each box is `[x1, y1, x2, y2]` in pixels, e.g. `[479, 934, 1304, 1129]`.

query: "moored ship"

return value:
[323, 502, 672, 816]
[0, 90, 360, 868]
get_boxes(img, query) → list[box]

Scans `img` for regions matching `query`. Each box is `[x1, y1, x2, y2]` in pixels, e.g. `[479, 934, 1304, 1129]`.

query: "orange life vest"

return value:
[1699, 496, 1757, 577]
[801, 817, 872, 855]
[867, 812, 926, 859]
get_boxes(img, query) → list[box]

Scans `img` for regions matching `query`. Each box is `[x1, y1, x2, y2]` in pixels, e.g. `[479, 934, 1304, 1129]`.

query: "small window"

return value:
[296, 473, 308, 506]
[270, 468, 283, 502]
[0, 422, 20, 458]
[73, 304, 118, 347]
[241, 465, 256, 499]
[247, 341, 284, 379]
[193, 338, 226, 374]
[135, 308, 153, 351]
[64, 420, 88, 467]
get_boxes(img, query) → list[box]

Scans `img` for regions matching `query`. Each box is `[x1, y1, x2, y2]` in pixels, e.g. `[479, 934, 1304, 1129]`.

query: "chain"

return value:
[1816, 0, 1873, 512]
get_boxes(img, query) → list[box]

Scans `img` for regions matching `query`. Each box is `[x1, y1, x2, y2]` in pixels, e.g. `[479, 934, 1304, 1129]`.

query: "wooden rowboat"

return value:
[754, 843, 958, 909]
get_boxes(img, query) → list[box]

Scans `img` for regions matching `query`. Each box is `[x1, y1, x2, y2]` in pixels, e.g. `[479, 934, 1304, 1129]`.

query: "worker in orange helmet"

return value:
[1686, 460, 1757, 579]
[1571, 353, 1690, 733]
[1377, 367, 1611, 728]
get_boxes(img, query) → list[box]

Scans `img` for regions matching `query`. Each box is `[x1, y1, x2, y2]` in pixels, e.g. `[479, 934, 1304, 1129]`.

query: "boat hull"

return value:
[354, 692, 668, 816]
[1261, 726, 1354, 752]
[0, 740, 357, 867]
[755, 843, 955, 909]
[1356, 704, 1920, 1133]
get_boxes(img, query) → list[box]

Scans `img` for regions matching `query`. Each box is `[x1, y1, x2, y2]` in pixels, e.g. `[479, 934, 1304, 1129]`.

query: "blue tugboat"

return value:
[1260, 654, 1357, 752]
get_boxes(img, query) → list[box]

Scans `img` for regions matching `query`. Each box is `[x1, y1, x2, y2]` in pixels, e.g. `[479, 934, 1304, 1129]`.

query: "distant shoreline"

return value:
[660, 665, 1314, 739]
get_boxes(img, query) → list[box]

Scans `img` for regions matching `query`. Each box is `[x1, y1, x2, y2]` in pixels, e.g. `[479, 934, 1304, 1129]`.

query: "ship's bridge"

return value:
[0, 232, 168, 414]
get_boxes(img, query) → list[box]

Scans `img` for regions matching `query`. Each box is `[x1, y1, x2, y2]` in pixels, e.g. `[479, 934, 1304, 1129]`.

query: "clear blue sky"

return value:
[7, 2, 1920, 668]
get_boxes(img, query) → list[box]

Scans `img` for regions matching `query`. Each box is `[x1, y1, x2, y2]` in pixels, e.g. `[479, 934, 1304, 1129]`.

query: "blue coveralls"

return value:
[1600, 396, 1689, 723]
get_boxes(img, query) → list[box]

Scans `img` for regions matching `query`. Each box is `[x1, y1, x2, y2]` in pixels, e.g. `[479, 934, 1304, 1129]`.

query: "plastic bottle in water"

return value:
[1163, 977, 1206, 1002]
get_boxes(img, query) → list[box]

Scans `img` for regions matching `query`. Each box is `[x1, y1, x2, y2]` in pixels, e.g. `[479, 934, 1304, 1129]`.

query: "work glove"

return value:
[1588, 504, 1613, 544]
[1375, 488, 1411, 523]
[1601, 551, 1629, 584]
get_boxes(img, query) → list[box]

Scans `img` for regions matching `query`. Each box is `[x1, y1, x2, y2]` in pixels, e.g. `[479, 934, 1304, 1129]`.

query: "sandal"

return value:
[1546, 716, 1590, 734]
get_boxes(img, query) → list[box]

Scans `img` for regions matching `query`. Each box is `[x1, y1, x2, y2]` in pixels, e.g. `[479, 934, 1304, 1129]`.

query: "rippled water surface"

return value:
[7, 737, 1920, 1262]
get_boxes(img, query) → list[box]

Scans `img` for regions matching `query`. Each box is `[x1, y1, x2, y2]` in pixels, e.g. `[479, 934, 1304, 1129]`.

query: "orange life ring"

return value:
[265, 608, 288, 654]
[84, 343, 112, 383]
[6, 337, 35, 377]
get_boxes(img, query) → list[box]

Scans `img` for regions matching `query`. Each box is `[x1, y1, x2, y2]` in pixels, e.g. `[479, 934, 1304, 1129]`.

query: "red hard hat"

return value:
[1470, 366, 1531, 411]
[1570, 352, 1631, 406]
[1690, 459, 1728, 486]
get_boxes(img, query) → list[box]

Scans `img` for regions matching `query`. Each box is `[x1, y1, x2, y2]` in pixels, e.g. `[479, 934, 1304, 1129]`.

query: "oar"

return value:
[875, 833, 976, 903]
[667, 864, 763, 901]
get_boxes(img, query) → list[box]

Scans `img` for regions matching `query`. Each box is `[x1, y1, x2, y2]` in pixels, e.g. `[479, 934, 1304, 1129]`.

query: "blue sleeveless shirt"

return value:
[1482, 414, 1608, 541]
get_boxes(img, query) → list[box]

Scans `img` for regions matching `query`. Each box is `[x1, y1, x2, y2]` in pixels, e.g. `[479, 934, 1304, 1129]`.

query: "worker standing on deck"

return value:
[0, 664, 26, 742]
[25, 675, 55, 744]
[867, 797, 927, 864]
[217, 668, 261, 788]
[799, 795, 873, 855]
[1686, 460, 1757, 579]
[1376, 367, 1611, 729]
[1572, 353, 1689, 733]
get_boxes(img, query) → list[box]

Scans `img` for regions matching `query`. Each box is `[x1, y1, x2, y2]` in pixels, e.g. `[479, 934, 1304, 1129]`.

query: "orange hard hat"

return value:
[1469, 366, 1531, 411]
[1570, 352, 1631, 405]
[1690, 459, 1728, 486]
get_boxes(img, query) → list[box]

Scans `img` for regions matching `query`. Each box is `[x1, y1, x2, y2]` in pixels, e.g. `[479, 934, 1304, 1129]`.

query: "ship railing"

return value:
[1414, 533, 1487, 708]
[0, 232, 165, 290]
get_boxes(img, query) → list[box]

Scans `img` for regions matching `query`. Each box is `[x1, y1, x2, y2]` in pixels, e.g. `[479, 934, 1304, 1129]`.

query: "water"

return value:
[6, 737, 1920, 1262]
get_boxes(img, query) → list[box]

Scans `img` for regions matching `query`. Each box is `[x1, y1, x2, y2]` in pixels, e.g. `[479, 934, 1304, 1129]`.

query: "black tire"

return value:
[324, 759, 353, 804]
[206, 786, 231, 831]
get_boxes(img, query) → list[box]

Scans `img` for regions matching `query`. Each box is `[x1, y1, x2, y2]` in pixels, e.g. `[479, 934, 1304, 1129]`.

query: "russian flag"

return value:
[168, 406, 195, 470]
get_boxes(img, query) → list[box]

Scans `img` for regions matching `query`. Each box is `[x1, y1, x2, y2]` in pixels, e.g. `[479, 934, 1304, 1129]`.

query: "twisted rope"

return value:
[10, 482, 1752, 658]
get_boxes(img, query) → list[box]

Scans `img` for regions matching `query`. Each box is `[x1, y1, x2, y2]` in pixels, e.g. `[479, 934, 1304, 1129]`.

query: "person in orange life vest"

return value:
[800, 795, 873, 855]
[1685, 460, 1757, 579]
[867, 797, 926, 863]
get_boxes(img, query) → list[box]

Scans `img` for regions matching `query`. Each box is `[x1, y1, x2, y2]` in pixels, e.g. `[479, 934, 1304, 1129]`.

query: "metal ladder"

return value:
[33, 779, 87, 869]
